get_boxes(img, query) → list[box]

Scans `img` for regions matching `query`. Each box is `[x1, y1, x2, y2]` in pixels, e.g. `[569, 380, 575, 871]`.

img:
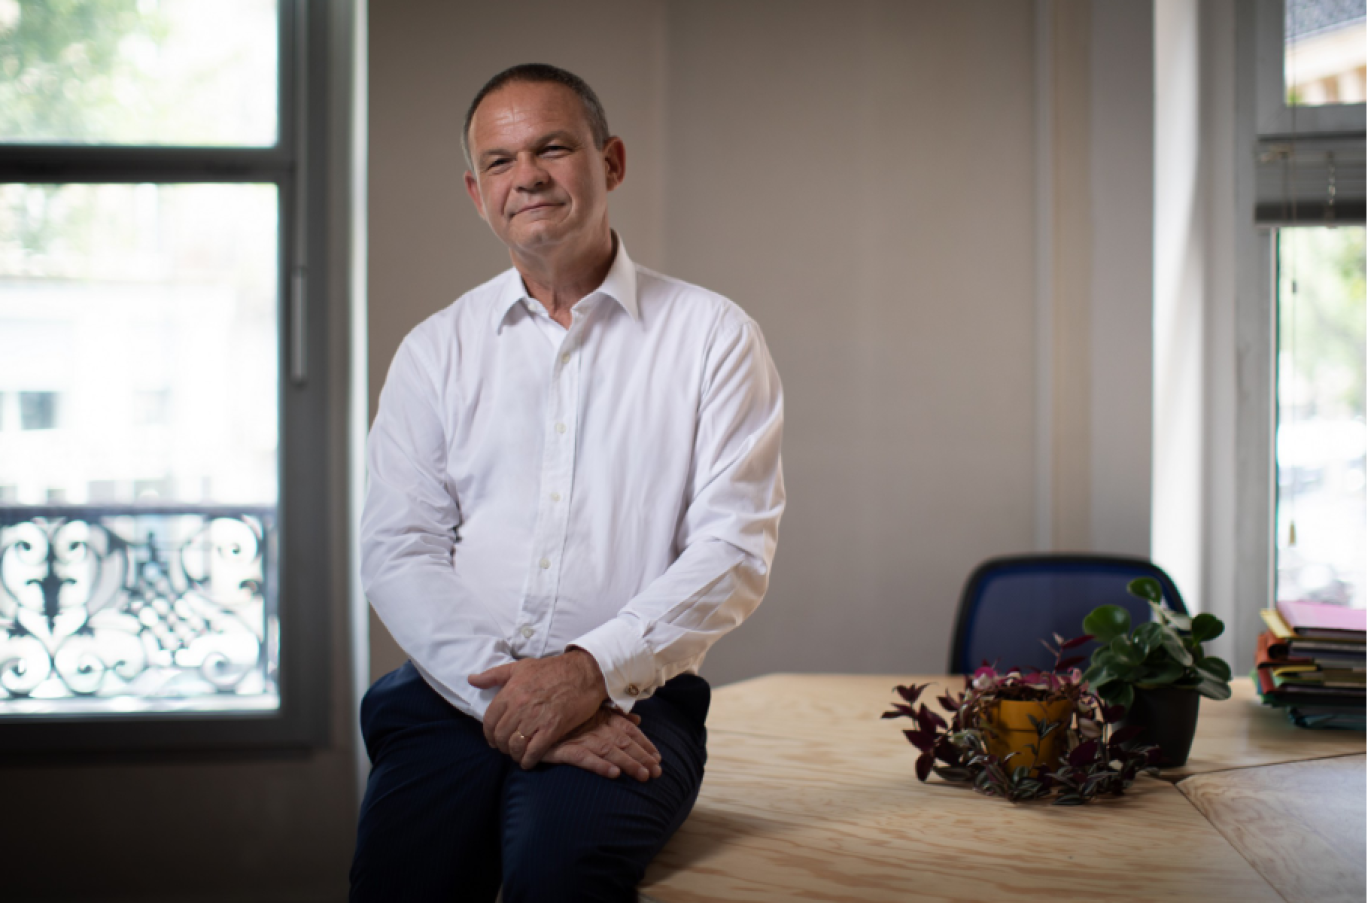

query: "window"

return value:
[0, 0, 331, 751]
[1255, 0, 1366, 135]
[1276, 226, 1366, 609]
[1284, 0, 1366, 107]
[1242, 1, 1366, 624]
[18, 390, 57, 429]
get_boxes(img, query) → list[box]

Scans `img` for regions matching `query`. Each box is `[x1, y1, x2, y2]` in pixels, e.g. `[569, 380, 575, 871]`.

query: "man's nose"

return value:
[513, 153, 549, 190]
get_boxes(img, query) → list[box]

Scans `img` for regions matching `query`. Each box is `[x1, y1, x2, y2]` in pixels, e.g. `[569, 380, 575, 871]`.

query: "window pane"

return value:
[0, 182, 279, 713]
[1276, 226, 1367, 610]
[1285, 0, 1367, 107]
[0, 0, 278, 146]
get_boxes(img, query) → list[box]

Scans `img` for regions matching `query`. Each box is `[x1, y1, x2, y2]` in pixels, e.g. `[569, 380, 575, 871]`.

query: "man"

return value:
[351, 63, 784, 902]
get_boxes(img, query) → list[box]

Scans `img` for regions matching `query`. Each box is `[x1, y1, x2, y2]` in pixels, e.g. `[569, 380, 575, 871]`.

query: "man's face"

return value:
[463, 81, 624, 258]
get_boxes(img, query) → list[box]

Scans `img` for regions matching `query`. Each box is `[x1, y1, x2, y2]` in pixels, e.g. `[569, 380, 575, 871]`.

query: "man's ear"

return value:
[603, 137, 626, 192]
[464, 171, 488, 220]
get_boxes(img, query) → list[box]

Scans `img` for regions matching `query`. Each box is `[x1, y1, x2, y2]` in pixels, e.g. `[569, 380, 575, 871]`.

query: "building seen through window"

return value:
[18, 390, 58, 430]
[1285, 0, 1367, 106]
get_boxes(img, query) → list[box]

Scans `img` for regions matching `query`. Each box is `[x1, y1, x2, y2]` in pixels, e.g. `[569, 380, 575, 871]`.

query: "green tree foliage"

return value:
[0, 1, 168, 271]
[1279, 226, 1368, 418]
[0, 0, 167, 143]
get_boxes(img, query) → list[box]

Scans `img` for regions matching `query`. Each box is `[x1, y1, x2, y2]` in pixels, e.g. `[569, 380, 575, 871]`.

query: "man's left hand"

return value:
[468, 648, 609, 768]
[544, 708, 662, 781]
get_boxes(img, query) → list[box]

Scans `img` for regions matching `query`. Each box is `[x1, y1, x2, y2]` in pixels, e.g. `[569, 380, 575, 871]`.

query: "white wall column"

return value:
[1153, 0, 1205, 608]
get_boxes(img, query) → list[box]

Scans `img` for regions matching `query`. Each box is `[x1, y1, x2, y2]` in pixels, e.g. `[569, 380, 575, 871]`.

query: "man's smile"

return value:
[513, 201, 563, 217]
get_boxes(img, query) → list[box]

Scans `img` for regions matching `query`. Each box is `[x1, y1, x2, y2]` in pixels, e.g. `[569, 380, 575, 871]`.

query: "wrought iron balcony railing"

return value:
[0, 504, 278, 715]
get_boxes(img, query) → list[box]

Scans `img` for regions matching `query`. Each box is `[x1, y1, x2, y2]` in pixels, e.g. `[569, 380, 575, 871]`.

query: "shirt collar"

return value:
[491, 235, 639, 333]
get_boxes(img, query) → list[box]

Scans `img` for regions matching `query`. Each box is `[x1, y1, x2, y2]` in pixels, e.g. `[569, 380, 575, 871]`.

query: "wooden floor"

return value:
[639, 674, 1366, 903]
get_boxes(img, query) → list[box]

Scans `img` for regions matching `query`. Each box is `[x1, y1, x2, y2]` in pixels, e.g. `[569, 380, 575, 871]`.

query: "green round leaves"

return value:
[1126, 577, 1164, 604]
[1082, 605, 1132, 644]
[1080, 577, 1232, 710]
[1190, 613, 1224, 643]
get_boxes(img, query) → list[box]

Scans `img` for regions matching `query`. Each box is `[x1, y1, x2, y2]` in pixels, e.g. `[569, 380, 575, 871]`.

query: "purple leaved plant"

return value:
[883, 634, 1160, 804]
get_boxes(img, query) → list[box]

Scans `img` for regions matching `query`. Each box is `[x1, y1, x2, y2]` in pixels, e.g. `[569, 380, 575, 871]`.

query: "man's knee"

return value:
[499, 768, 699, 903]
[351, 664, 509, 901]
[500, 841, 642, 903]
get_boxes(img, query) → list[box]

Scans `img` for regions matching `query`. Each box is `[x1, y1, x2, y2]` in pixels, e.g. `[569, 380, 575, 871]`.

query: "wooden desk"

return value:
[1180, 755, 1366, 903]
[640, 674, 1365, 903]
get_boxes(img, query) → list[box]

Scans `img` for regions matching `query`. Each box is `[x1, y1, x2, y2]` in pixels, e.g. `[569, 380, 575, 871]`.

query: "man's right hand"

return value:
[543, 709, 663, 782]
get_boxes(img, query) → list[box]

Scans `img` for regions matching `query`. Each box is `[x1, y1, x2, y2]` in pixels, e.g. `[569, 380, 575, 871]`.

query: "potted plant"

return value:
[884, 637, 1158, 804]
[1081, 577, 1232, 766]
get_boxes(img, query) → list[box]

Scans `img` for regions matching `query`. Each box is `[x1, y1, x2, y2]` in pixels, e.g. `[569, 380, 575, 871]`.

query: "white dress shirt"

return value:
[360, 240, 785, 719]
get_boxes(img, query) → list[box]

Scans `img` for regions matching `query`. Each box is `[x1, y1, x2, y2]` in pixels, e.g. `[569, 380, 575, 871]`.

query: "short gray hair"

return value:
[462, 63, 611, 169]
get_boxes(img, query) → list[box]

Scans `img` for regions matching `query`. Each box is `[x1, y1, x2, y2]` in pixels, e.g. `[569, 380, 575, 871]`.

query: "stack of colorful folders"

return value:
[1254, 599, 1366, 730]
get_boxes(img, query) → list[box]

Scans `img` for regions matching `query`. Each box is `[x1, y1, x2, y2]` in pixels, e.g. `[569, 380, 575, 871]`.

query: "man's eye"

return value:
[541, 145, 570, 155]
[486, 158, 511, 171]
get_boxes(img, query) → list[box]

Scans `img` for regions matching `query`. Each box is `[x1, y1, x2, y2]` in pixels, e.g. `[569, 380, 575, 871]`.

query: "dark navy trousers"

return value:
[349, 662, 709, 903]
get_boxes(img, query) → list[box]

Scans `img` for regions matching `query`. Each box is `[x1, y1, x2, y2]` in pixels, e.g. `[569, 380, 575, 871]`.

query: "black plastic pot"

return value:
[1119, 687, 1201, 767]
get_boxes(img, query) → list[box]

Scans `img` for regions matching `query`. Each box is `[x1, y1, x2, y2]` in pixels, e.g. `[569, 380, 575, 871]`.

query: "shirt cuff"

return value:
[568, 618, 657, 712]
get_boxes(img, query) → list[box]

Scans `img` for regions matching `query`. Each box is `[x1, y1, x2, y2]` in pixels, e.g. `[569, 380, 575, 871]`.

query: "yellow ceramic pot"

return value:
[982, 698, 1074, 771]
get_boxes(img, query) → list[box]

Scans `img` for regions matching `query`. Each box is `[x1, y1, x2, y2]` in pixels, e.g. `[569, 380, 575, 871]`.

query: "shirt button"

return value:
[521, 625, 534, 638]
[550, 491, 562, 502]
[555, 422, 567, 434]
[561, 352, 571, 364]
[539, 557, 551, 569]
[625, 684, 640, 697]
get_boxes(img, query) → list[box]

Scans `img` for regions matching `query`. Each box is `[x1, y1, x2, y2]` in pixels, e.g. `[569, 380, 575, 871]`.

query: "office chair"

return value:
[947, 554, 1188, 674]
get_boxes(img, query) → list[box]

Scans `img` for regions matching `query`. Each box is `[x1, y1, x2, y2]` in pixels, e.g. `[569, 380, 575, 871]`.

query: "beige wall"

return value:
[367, 0, 1156, 686]
[658, 0, 1038, 679]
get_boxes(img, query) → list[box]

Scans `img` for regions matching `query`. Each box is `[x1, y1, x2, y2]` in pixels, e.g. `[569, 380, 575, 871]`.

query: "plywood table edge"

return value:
[1158, 749, 1368, 784]
[1174, 755, 1367, 903]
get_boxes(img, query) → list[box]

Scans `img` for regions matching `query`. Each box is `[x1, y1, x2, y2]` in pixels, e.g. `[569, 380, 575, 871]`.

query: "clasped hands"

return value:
[468, 648, 662, 782]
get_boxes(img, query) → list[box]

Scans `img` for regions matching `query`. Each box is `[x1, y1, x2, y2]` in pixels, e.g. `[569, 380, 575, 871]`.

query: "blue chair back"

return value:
[948, 554, 1187, 674]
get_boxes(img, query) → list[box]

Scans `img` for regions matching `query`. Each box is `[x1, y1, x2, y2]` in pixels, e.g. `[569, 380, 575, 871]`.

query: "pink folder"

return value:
[1277, 599, 1367, 636]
